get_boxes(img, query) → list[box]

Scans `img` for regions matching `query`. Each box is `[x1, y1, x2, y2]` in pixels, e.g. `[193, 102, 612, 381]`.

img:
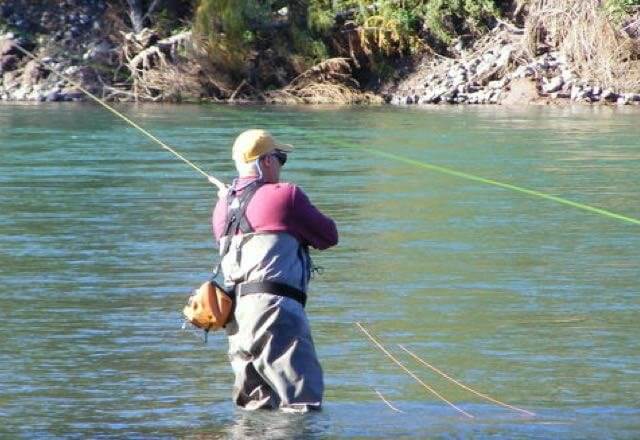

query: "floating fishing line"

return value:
[355, 322, 474, 419]
[398, 344, 535, 417]
[373, 389, 405, 413]
[330, 139, 640, 226]
[12, 43, 226, 191]
[17, 41, 636, 228]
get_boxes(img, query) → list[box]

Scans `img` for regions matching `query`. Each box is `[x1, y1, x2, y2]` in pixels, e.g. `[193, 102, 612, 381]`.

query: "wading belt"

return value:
[236, 281, 307, 308]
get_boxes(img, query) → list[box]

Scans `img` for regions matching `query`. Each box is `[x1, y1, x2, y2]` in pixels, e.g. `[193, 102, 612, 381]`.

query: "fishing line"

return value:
[373, 389, 405, 413]
[355, 322, 474, 419]
[398, 344, 535, 417]
[19, 38, 632, 228]
[331, 139, 640, 226]
[13, 43, 226, 191]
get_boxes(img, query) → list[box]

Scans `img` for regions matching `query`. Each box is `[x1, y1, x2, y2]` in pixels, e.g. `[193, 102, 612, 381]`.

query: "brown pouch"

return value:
[182, 280, 233, 331]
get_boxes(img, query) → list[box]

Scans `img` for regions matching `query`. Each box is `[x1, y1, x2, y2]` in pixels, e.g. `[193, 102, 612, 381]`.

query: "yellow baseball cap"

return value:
[232, 129, 294, 164]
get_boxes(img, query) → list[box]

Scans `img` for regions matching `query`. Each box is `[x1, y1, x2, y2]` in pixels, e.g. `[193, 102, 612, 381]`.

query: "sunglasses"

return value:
[271, 150, 287, 166]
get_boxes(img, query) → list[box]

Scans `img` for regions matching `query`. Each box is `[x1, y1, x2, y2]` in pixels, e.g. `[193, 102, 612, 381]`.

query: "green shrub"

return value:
[604, 0, 640, 22]
[422, 0, 501, 44]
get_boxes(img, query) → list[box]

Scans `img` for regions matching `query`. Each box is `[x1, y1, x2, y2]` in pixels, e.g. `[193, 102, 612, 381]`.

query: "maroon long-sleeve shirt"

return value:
[213, 177, 338, 250]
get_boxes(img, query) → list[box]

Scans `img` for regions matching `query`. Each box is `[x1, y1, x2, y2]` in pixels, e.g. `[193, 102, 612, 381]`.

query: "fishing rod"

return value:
[15, 43, 638, 227]
[12, 42, 226, 191]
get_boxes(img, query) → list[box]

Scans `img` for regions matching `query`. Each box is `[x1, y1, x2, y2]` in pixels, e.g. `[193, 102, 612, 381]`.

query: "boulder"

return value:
[21, 59, 47, 87]
[71, 66, 98, 86]
[2, 70, 20, 90]
[45, 89, 62, 102]
[601, 89, 617, 102]
[476, 61, 493, 77]
[576, 89, 591, 101]
[0, 38, 18, 56]
[570, 85, 581, 101]
[496, 45, 513, 68]
[0, 54, 18, 72]
[60, 88, 86, 101]
[501, 78, 538, 105]
[616, 95, 630, 105]
[542, 76, 564, 93]
[442, 89, 457, 103]
[488, 79, 503, 90]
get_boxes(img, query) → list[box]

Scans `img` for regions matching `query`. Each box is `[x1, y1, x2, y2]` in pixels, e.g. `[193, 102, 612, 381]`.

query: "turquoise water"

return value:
[1, 102, 639, 438]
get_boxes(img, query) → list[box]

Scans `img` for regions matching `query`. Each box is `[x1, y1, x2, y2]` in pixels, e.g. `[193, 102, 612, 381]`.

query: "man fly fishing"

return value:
[212, 129, 338, 411]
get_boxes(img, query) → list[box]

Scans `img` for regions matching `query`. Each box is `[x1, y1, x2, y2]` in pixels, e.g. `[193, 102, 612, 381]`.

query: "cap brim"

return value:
[275, 143, 294, 153]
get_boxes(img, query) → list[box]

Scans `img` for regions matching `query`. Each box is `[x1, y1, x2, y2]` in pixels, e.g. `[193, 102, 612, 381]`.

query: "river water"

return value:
[1, 103, 639, 439]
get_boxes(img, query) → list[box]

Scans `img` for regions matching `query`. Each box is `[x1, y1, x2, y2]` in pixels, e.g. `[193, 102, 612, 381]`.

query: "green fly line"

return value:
[335, 141, 640, 226]
[15, 42, 639, 226]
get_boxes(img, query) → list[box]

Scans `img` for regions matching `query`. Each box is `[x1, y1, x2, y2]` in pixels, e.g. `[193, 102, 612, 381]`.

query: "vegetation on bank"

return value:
[1, 0, 639, 102]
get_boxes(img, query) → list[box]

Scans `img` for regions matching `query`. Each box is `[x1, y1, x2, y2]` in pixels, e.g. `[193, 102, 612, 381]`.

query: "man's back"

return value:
[213, 178, 338, 250]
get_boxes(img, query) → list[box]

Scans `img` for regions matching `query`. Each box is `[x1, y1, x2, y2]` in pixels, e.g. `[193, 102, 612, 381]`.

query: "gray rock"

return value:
[0, 54, 18, 72]
[576, 90, 591, 101]
[497, 45, 513, 67]
[21, 60, 46, 88]
[476, 61, 493, 77]
[0, 38, 18, 56]
[587, 94, 600, 102]
[442, 89, 457, 103]
[542, 76, 564, 93]
[561, 70, 574, 82]
[483, 51, 497, 63]
[513, 65, 535, 78]
[13, 87, 28, 100]
[570, 85, 581, 101]
[616, 96, 630, 105]
[488, 79, 503, 90]
[601, 89, 617, 101]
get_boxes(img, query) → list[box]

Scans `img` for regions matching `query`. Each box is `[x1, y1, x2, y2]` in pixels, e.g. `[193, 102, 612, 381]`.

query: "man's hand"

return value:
[217, 185, 229, 200]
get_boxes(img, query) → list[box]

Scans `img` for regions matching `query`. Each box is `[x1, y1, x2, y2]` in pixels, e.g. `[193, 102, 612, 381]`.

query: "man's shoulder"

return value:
[258, 181, 300, 196]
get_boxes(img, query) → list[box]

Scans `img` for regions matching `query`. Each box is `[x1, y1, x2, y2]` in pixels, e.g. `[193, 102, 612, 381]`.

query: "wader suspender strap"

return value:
[219, 181, 263, 260]
[218, 180, 308, 308]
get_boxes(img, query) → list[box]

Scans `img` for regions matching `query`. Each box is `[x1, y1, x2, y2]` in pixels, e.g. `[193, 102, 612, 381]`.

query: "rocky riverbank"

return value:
[384, 24, 640, 107]
[1, 0, 640, 106]
[0, 31, 111, 102]
[0, 0, 119, 102]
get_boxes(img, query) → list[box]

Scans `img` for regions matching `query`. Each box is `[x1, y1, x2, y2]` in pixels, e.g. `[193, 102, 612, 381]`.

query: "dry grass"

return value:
[137, 61, 204, 101]
[266, 58, 382, 104]
[523, 0, 640, 91]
